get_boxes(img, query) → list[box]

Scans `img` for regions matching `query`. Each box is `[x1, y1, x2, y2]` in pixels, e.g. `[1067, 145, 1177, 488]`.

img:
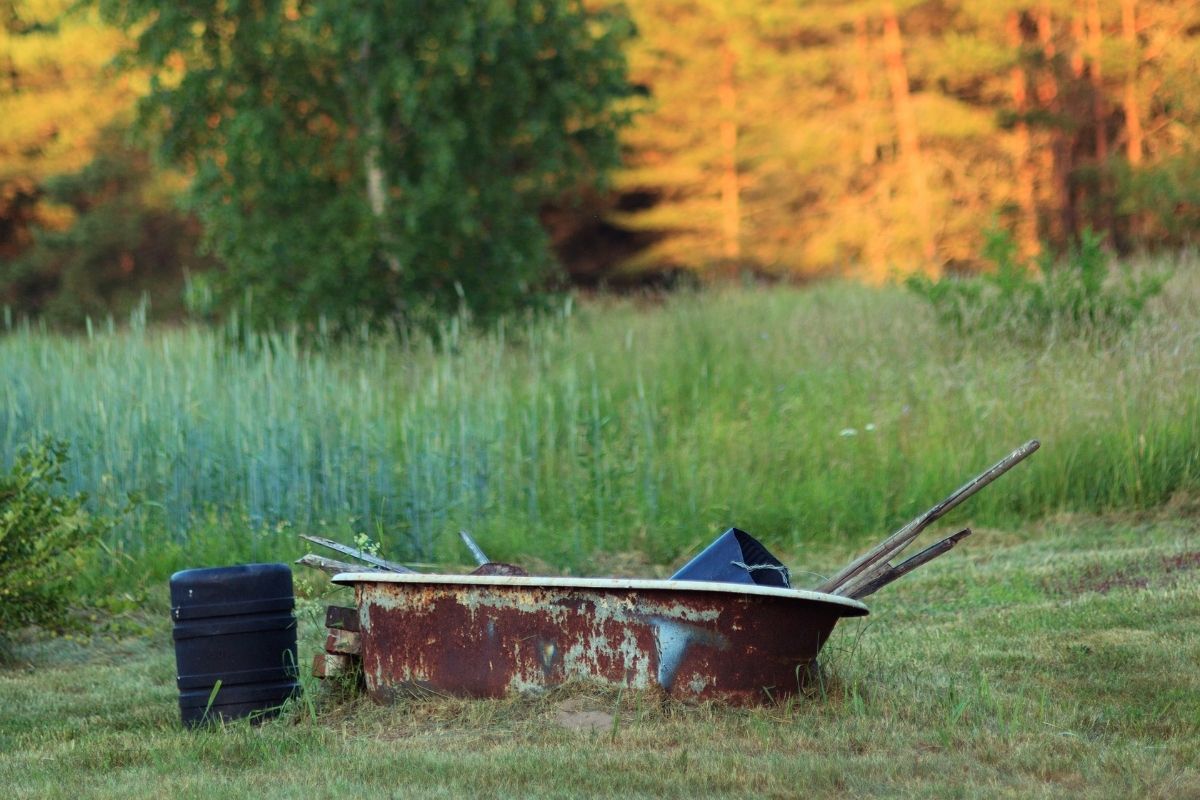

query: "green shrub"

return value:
[907, 227, 1167, 340]
[0, 439, 113, 636]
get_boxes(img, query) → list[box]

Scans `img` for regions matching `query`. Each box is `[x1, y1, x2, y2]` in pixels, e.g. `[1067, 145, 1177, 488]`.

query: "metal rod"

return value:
[459, 530, 491, 566]
[816, 439, 1039, 594]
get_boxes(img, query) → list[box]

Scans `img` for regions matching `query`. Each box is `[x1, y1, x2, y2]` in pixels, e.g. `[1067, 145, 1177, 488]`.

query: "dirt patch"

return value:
[1047, 551, 1200, 596]
[1160, 550, 1200, 573]
[553, 696, 615, 732]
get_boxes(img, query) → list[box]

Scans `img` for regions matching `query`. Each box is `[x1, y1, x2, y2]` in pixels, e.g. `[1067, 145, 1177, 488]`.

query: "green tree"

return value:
[96, 0, 635, 329]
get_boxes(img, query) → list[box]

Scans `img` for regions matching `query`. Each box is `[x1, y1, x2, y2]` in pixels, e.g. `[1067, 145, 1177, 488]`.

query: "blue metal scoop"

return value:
[670, 528, 790, 588]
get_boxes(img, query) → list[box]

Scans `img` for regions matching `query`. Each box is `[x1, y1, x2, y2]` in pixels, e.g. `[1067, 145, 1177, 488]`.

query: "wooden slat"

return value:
[312, 652, 354, 679]
[296, 553, 385, 576]
[325, 629, 362, 656]
[324, 605, 360, 632]
[299, 534, 415, 573]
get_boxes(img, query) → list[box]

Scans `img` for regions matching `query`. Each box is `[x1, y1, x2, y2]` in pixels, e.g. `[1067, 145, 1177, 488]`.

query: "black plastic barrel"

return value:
[170, 563, 300, 727]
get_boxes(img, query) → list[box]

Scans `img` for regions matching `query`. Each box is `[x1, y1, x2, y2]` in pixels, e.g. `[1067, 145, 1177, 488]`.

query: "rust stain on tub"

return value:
[333, 574, 867, 705]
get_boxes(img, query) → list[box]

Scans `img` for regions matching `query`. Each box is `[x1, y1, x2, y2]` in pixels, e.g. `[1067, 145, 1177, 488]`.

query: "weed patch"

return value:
[907, 227, 1167, 341]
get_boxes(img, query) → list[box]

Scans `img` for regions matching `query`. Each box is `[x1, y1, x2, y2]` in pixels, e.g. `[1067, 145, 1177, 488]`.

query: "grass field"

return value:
[2, 262, 1198, 796]
[1, 513, 1197, 798]
[2, 258, 1198, 585]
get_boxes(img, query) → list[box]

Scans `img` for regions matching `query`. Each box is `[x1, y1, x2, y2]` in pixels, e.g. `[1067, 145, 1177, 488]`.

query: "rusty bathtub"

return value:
[331, 572, 868, 704]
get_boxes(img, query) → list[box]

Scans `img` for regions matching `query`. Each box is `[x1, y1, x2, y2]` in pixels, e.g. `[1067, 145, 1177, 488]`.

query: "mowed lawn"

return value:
[2, 514, 1197, 798]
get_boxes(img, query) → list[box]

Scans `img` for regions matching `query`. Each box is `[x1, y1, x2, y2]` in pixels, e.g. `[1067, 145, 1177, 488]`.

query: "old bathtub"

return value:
[332, 572, 868, 704]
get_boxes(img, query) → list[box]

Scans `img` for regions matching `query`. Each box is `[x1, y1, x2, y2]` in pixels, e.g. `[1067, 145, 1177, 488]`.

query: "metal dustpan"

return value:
[670, 528, 790, 588]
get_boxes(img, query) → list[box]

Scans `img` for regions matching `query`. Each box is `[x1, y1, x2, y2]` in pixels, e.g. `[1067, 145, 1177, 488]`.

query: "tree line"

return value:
[612, 0, 1199, 279]
[2, 0, 1197, 326]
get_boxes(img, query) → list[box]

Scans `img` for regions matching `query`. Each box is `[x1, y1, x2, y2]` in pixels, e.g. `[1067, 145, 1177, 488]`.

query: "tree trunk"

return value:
[1008, 11, 1039, 258]
[1035, 10, 1058, 105]
[1036, 7, 1066, 243]
[1070, 15, 1086, 78]
[365, 139, 387, 219]
[717, 38, 740, 267]
[881, 2, 935, 265]
[853, 13, 876, 167]
[360, 37, 401, 275]
[1086, 0, 1107, 161]
[1121, 0, 1144, 166]
[853, 14, 885, 278]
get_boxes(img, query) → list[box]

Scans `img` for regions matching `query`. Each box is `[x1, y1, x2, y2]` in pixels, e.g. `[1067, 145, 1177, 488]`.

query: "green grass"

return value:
[2, 258, 1198, 583]
[1, 514, 1197, 798]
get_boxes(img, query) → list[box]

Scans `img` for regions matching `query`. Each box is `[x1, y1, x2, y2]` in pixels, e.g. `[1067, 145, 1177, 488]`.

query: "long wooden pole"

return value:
[843, 528, 972, 600]
[816, 440, 1040, 594]
[459, 530, 491, 566]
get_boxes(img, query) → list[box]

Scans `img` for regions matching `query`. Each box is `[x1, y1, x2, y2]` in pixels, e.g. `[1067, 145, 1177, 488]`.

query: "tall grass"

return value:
[2, 260, 1198, 576]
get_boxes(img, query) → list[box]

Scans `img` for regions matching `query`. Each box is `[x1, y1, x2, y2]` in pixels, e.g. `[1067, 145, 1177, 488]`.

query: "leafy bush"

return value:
[907, 227, 1167, 340]
[0, 439, 113, 636]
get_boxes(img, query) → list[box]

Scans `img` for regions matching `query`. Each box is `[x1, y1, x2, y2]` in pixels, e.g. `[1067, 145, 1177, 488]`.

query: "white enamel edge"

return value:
[330, 572, 869, 615]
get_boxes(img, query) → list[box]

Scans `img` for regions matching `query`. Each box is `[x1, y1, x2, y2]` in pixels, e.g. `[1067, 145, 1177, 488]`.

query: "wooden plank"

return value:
[325, 629, 362, 656]
[312, 652, 355, 679]
[295, 553, 386, 576]
[299, 534, 415, 573]
[324, 605, 360, 632]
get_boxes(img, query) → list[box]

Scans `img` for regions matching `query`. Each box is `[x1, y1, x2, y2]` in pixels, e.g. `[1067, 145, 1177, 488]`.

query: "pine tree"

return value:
[611, 0, 1199, 279]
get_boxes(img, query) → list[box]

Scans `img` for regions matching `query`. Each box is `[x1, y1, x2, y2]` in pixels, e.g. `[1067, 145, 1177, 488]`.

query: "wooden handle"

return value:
[843, 528, 972, 599]
[817, 440, 1039, 594]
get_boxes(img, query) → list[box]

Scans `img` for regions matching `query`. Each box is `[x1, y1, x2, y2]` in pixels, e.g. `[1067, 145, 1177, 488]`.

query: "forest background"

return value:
[3, 0, 1198, 326]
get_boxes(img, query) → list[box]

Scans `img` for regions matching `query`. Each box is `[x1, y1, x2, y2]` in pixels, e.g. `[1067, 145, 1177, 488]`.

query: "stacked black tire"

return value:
[170, 563, 301, 727]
